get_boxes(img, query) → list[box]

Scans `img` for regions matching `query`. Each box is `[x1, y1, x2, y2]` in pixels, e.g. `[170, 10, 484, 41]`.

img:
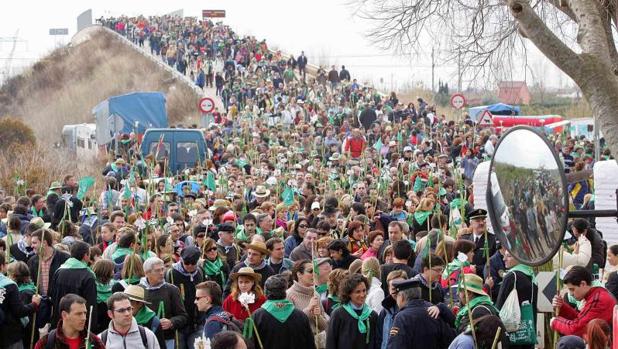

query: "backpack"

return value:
[100, 325, 148, 348]
[205, 311, 243, 333]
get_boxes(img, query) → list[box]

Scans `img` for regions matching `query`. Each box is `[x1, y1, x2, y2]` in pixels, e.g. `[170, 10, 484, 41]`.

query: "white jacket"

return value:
[556, 234, 591, 268]
[101, 317, 159, 349]
[365, 277, 385, 314]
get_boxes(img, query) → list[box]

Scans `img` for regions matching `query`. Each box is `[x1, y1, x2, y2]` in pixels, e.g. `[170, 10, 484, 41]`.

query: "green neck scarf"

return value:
[509, 264, 537, 283]
[414, 211, 432, 226]
[442, 259, 470, 280]
[315, 283, 328, 294]
[134, 304, 156, 325]
[18, 282, 36, 293]
[59, 257, 95, 276]
[342, 302, 372, 344]
[261, 299, 295, 323]
[0, 274, 16, 288]
[454, 295, 497, 329]
[203, 257, 226, 286]
[112, 247, 134, 261]
[328, 295, 341, 311]
[96, 280, 114, 304]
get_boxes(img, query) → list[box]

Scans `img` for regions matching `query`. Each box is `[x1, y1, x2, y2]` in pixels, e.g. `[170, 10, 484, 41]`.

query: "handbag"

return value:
[498, 273, 521, 332]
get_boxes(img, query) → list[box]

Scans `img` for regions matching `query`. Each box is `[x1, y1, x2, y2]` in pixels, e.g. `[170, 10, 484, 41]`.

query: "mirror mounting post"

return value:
[567, 189, 618, 222]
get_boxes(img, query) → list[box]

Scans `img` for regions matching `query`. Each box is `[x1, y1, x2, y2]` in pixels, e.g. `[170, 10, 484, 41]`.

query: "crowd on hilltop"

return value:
[0, 14, 615, 349]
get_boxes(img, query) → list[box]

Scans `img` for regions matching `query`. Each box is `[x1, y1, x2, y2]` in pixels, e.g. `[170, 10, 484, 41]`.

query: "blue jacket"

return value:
[386, 299, 456, 349]
[378, 296, 398, 349]
[202, 306, 228, 340]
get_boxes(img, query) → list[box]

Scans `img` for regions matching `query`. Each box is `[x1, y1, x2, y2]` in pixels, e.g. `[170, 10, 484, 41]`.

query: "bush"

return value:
[0, 117, 36, 149]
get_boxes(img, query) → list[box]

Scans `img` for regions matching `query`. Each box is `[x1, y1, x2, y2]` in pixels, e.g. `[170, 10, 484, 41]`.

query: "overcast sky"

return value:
[0, 0, 575, 92]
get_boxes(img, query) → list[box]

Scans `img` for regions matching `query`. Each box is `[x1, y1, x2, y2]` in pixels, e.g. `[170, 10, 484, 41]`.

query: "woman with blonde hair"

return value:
[361, 257, 384, 313]
[322, 268, 349, 315]
[112, 253, 144, 292]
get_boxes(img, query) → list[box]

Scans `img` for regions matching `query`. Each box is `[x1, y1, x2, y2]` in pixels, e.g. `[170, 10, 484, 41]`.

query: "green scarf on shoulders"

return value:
[342, 302, 372, 344]
[18, 282, 37, 293]
[0, 274, 16, 288]
[59, 257, 95, 276]
[135, 304, 156, 325]
[112, 247, 133, 261]
[414, 210, 432, 226]
[508, 264, 537, 283]
[261, 299, 295, 323]
[96, 280, 115, 304]
[454, 295, 498, 329]
[203, 257, 226, 286]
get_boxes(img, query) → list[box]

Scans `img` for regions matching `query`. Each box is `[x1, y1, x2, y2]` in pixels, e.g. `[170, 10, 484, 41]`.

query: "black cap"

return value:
[180, 246, 201, 265]
[469, 208, 487, 220]
[184, 192, 197, 199]
[392, 278, 422, 292]
[217, 223, 235, 233]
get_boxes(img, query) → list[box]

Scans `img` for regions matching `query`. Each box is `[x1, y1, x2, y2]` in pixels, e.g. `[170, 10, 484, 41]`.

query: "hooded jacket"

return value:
[100, 317, 159, 349]
[165, 262, 205, 330]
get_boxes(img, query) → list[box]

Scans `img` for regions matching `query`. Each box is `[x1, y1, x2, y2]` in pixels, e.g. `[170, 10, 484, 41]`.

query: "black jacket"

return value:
[165, 264, 205, 330]
[495, 270, 537, 349]
[49, 264, 97, 330]
[10, 242, 35, 263]
[487, 250, 506, 301]
[380, 263, 417, 294]
[142, 280, 189, 340]
[606, 271, 618, 301]
[27, 250, 70, 296]
[386, 299, 456, 349]
[0, 281, 37, 347]
[326, 305, 380, 349]
[252, 305, 316, 349]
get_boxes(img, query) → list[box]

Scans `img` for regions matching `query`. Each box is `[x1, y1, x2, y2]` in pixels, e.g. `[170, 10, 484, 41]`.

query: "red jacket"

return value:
[222, 294, 266, 322]
[551, 287, 616, 337]
[345, 137, 366, 158]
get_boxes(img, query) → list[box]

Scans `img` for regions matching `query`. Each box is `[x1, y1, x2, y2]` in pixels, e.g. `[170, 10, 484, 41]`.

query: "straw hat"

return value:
[456, 273, 488, 296]
[254, 186, 271, 198]
[231, 266, 262, 282]
[245, 241, 270, 255]
[123, 285, 151, 304]
[29, 217, 51, 230]
[49, 181, 62, 190]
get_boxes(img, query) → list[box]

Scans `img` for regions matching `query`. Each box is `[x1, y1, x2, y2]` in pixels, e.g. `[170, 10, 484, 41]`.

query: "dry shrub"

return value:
[0, 29, 201, 148]
[0, 116, 36, 149]
[0, 145, 100, 195]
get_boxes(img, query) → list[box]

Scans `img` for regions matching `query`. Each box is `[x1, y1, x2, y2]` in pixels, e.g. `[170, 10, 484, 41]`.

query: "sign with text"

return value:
[49, 28, 69, 36]
[450, 93, 466, 109]
[202, 10, 226, 18]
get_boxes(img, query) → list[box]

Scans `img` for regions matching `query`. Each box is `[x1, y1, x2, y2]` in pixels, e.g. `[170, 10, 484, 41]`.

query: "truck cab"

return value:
[140, 128, 208, 173]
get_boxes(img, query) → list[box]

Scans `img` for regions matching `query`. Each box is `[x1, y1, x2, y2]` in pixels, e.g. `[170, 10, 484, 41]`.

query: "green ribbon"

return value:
[135, 304, 156, 325]
[156, 300, 165, 318]
[203, 257, 226, 286]
[454, 295, 498, 329]
[242, 316, 255, 339]
[328, 295, 341, 311]
[342, 303, 372, 344]
[96, 280, 115, 304]
[59, 257, 95, 276]
[315, 283, 328, 294]
[261, 299, 295, 323]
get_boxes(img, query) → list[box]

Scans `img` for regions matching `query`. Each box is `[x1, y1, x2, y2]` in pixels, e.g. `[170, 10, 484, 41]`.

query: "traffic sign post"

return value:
[450, 93, 466, 109]
[477, 109, 494, 127]
[198, 97, 216, 128]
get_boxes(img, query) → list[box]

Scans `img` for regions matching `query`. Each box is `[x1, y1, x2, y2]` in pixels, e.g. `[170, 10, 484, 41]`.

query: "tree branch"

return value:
[508, 0, 583, 80]
[569, 0, 614, 65]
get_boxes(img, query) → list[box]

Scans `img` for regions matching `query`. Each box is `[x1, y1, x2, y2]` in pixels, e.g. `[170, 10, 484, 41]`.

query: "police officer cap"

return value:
[392, 278, 422, 292]
[468, 208, 487, 220]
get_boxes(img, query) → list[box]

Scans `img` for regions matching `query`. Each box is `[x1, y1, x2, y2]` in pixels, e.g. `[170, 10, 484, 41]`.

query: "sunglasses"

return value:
[298, 224, 308, 228]
[206, 247, 218, 252]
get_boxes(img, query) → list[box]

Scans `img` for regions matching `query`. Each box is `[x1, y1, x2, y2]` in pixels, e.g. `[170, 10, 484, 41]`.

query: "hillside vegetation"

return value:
[0, 29, 200, 145]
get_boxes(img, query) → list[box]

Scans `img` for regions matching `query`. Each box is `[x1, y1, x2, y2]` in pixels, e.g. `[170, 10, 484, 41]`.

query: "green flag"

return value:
[281, 187, 294, 206]
[373, 138, 383, 151]
[205, 172, 216, 191]
[76, 176, 95, 200]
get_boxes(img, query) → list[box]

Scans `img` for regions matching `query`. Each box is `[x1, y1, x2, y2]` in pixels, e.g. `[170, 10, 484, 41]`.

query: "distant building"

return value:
[497, 81, 531, 105]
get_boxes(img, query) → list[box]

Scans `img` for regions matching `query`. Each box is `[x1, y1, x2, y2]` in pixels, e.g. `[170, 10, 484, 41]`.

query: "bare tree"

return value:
[352, 0, 618, 157]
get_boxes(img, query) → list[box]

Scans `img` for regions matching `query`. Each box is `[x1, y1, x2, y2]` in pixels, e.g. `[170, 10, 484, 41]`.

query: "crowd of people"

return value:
[0, 13, 615, 349]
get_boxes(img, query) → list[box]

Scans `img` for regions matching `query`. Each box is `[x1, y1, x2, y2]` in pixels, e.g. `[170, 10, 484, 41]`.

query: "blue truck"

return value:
[140, 128, 209, 173]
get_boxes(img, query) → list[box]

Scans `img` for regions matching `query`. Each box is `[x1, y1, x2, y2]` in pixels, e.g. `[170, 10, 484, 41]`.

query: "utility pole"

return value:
[431, 46, 435, 93]
[457, 48, 462, 93]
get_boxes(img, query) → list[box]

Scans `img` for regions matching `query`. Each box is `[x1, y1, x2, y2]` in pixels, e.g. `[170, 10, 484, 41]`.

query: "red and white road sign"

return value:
[450, 93, 466, 109]
[478, 110, 494, 126]
[198, 97, 215, 113]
